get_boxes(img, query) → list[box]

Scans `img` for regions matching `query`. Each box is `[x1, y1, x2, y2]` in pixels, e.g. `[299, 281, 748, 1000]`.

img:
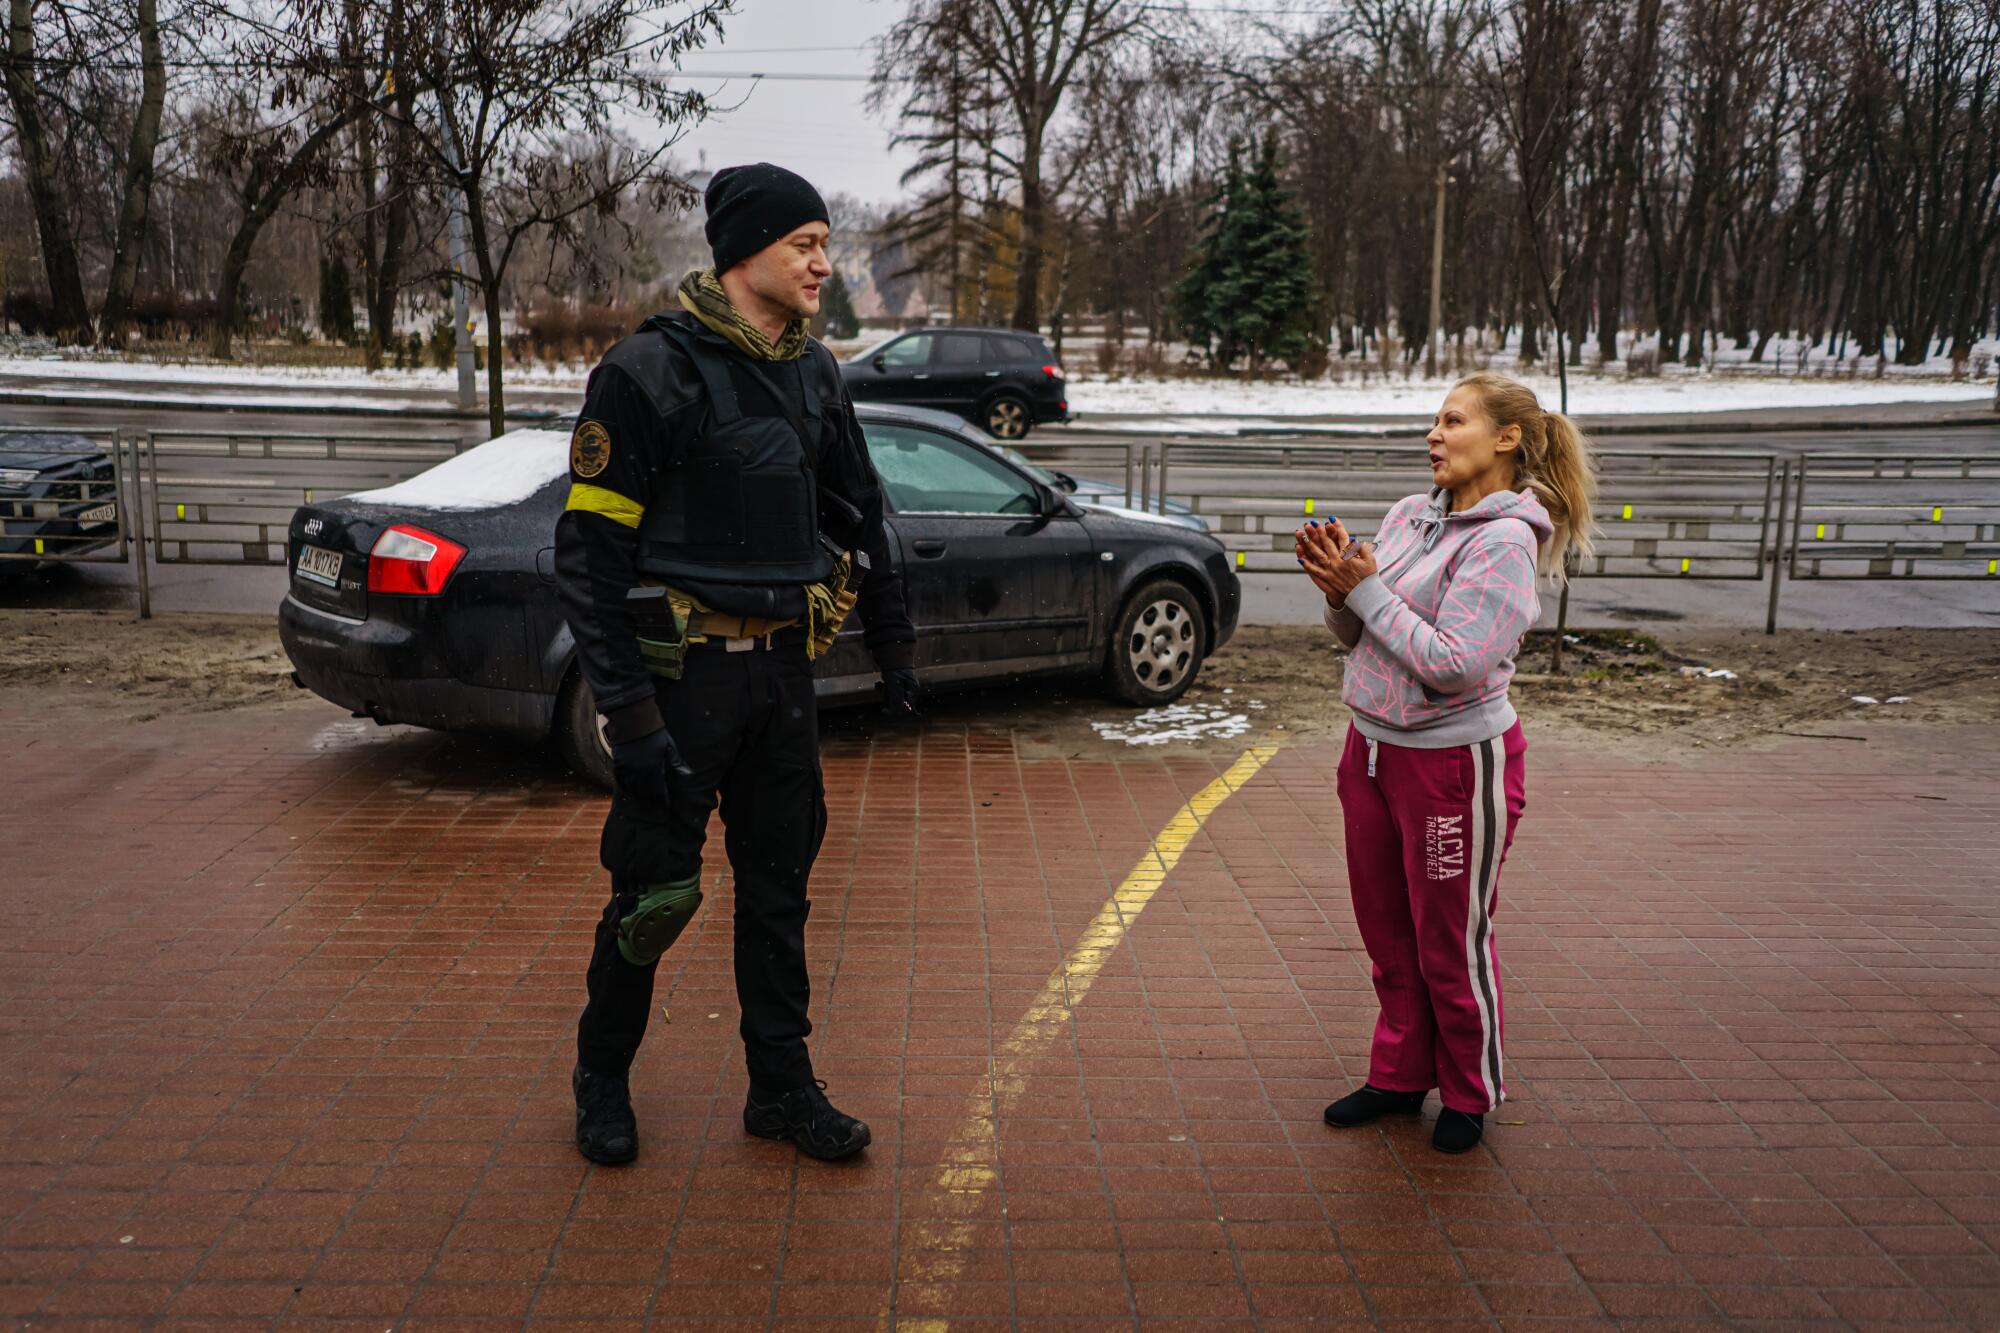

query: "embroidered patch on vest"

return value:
[570, 420, 612, 478]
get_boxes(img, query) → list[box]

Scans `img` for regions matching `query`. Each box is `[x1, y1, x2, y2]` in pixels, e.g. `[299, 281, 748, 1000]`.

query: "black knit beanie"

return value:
[704, 163, 829, 272]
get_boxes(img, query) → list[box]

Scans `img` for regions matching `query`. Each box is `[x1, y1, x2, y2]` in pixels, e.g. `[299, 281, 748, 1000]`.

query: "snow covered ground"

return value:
[3, 334, 1995, 419]
[1069, 373, 1997, 422]
[0, 354, 590, 392]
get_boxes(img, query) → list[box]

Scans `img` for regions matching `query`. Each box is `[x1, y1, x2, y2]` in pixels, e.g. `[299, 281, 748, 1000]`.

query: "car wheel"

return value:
[984, 394, 1031, 440]
[553, 667, 615, 790]
[1104, 578, 1207, 706]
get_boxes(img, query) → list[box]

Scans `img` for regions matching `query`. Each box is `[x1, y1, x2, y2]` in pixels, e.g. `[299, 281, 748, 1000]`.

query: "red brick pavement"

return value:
[2, 698, 1998, 1329]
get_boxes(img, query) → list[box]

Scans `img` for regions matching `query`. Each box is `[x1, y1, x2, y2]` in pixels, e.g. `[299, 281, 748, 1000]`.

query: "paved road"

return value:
[5, 399, 1997, 630]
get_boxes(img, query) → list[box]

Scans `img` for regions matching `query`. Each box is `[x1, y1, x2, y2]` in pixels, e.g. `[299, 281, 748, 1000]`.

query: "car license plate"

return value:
[79, 502, 116, 524]
[296, 543, 343, 587]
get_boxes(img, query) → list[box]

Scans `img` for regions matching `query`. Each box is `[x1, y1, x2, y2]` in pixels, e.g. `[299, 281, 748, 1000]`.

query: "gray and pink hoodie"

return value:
[1324, 487, 1552, 748]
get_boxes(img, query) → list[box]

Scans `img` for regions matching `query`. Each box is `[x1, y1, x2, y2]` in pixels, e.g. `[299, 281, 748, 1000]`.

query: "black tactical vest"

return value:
[631, 318, 836, 587]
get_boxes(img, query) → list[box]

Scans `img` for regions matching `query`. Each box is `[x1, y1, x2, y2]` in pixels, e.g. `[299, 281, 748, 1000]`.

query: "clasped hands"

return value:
[1294, 516, 1378, 606]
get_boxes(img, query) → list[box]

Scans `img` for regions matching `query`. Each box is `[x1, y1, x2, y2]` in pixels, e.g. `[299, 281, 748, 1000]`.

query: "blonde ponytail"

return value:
[1453, 372, 1599, 580]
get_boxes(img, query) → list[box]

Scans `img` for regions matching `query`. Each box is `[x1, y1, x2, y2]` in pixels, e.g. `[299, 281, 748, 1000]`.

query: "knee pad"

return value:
[616, 874, 704, 967]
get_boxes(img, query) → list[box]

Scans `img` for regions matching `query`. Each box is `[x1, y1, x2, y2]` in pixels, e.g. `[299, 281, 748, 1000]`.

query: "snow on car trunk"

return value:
[346, 429, 569, 510]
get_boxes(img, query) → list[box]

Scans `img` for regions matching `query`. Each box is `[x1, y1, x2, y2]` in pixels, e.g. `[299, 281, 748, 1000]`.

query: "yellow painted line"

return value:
[883, 744, 1279, 1330]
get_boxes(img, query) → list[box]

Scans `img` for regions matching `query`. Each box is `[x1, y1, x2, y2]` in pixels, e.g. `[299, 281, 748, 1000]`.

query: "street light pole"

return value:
[1427, 162, 1447, 379]
[442, 134, 477, 411]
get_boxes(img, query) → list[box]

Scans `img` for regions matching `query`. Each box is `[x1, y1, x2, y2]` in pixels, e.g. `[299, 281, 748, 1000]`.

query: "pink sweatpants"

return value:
[1336, 722, 1526, 1113]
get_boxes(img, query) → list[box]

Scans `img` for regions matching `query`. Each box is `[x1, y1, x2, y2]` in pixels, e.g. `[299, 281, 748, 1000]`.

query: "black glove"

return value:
[610, 726, 692, 806]
[878, 666, 922, 718]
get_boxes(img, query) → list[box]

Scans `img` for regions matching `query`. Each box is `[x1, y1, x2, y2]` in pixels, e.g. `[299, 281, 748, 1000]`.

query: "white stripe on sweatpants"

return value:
[1462, 735, 1505, 1110]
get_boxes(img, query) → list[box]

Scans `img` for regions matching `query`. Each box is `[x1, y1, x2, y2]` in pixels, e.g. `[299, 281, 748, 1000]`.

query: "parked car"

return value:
[0, 431, 120, 571]
[841, 326, 1070, 439]
[278, 402, 1239, 787]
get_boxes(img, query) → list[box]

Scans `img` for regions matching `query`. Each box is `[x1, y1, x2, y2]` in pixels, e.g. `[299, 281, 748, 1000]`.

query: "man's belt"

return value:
[689, 610, 800, 641]
[686, 622, 808, 653]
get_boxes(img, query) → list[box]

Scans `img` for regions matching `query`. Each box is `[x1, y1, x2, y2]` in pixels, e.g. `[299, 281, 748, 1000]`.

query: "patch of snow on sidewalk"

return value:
[347, 429, 568, 509]
[1092, 702, 1253, 746]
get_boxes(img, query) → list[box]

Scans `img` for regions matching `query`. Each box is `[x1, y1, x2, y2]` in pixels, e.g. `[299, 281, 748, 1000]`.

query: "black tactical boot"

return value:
[744, 1080, 871, 1160]
[1323, 1084, 1428, 1128]
[1432, 1108, 1485, 1154]
[573, 1064, 638, 1165]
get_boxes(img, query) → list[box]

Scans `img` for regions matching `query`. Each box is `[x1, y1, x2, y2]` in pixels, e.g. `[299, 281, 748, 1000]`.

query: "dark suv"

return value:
[841, 326, 1070, 439]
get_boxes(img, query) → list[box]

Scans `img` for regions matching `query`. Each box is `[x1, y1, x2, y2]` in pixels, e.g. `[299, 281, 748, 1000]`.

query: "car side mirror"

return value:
[1033, 481, 1062, 517]
[872, 355, 887, 372]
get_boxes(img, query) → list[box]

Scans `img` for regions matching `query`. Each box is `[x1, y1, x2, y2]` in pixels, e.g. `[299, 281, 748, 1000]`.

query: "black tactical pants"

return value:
[576, 633, 827, 1091]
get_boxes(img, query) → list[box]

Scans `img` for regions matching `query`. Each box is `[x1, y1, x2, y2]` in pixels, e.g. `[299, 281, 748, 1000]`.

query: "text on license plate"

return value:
[296, 544, 343, 587]
[80, 502, 117, 524]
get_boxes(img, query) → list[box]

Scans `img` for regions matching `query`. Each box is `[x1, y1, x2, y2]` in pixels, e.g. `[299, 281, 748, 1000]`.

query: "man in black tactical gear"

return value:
[555, 162, 920, 1165]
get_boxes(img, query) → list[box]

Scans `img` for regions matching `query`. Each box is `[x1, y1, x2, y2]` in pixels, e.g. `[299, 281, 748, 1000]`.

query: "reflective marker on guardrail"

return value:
[1303, 498, 1314, 515]
[1236, 551, 1246, 568]
[1621, 504, 1632, 519]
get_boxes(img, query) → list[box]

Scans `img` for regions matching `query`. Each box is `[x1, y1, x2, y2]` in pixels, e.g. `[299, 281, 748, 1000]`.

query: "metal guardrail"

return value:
[1016, 438, 1799, 652]
[0, 425, 136, 571]
[138, 430, 460, 570]
[1050, 441, 1786, 580]
[1787, 453, 2000, 581]
[8, 422, 1995, 636]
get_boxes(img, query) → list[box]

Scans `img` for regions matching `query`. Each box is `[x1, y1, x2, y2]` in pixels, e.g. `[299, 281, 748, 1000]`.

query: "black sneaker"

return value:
[1324, 1084, 1428, 1128]
[1432, 1108, 1485, 1154]
[744, 1080, 871, 1160]
[573, 1064, 638, 1165]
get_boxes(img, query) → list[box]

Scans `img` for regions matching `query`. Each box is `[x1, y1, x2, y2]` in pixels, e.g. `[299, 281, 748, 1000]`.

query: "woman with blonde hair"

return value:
[1296, 372, 1595, 1153]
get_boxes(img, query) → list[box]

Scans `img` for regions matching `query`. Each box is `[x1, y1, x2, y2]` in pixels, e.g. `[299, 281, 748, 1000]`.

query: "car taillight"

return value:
[1041, 363, 1065, 379]
[366, 523, 465, 595]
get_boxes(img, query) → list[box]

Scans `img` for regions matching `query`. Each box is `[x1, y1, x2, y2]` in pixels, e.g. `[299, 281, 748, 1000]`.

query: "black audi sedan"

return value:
[0, 431, 121, 570]
[278, 402, 1239, 786]
[841, 327, 1070, 439]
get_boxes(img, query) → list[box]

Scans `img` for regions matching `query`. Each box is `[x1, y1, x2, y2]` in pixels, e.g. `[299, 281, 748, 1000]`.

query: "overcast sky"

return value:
[668, 1, 918, 209]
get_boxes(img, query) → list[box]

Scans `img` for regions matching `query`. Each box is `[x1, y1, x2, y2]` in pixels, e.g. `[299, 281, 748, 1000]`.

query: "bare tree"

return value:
[2, 0, 184, 342]
[869, 0, 1007, 321]
[1485, 0, 1587, 403]
[2, 0, 94, 340]
[874, 0, 1151, 332]
[385, 0, 726, 434]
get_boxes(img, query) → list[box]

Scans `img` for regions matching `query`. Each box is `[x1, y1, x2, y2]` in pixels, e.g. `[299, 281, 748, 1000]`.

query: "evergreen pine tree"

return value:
[818, 267, 860, 340]
[1173, 141, 1243, 370]
[1216, 135, 1313, 372]
[319, 254, 357, 346]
